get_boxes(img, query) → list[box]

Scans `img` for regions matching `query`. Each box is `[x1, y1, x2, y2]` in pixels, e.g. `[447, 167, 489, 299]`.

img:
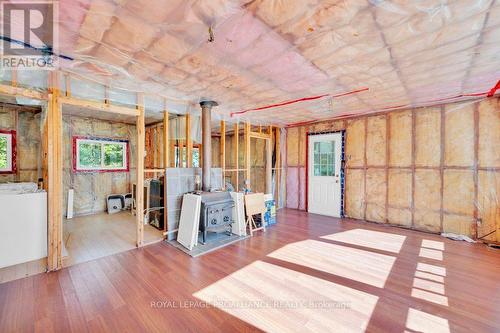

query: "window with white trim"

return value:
[74, 137, 128, 172]
[0, 131, 14, 173]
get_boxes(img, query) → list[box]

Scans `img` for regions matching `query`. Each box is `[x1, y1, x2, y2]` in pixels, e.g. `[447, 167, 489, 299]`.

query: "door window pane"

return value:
[313, 140, 335, 176]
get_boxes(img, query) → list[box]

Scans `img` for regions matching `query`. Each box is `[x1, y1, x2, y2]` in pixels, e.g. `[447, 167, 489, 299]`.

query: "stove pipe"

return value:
[200, 100, 218, 192]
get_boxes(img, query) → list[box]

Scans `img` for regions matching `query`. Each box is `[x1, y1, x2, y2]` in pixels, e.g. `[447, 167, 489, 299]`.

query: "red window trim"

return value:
[0, 129, 17, 175]
[72, 136, 130, 173]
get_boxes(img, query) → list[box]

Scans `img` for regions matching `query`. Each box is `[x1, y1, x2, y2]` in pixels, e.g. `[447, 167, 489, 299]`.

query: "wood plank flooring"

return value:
[0, 258, 47, 285]
[0, 211, 163, 284]
[0, 209, 499, 332]
[63, 211, 163, 267]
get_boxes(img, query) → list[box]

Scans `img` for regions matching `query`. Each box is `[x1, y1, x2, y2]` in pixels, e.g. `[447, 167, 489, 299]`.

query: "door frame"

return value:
[305, 130, 346, 217]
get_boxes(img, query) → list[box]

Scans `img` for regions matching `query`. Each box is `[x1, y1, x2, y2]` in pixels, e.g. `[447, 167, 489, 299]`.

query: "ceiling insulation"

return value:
[2, 0, 500, 126]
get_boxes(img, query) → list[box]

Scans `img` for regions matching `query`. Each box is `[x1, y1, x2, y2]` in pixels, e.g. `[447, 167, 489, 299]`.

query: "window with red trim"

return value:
[0, 130, 16, 174]
[73, 137, 129, 172]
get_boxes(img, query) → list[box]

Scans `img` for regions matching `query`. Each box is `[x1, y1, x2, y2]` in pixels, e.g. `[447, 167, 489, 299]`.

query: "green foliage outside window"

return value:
[313, 141, 335, 176]
[104, 143, 124, 167]
[0, 136, 7, 169]
[175, 146, 200, 167]
[79, 142, 101, 168]
[192, 148, 200, 168]
[77, 139, 127, 170]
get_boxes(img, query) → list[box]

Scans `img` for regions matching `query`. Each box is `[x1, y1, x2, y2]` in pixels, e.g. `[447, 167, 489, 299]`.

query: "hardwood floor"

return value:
[0, 209, 499, 332]
[63, 211, 163, 267]
[0, 212, 163, 285]
[0, 258, 47, 285]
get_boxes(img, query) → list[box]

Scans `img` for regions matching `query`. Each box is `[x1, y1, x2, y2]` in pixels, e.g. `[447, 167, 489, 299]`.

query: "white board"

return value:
[67, 189, 74, 219]
[0, 192, 47, 268]
[177, 194, 201, 251]
[231, 192, 246, 236]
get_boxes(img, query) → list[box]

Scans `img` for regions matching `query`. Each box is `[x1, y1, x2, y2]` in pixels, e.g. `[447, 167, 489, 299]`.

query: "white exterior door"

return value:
[308, 133, 342, 217]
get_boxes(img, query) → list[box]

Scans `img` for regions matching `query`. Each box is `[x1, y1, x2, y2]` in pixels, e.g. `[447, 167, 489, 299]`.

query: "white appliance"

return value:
[0, 191, 47, 269]
[123, 193, 132, 209]
[230, 192, 247, 236]
[107, 195, 123, 214]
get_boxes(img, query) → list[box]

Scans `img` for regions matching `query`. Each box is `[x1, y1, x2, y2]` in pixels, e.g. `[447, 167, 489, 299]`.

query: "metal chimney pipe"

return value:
[200, 100, 218, 191]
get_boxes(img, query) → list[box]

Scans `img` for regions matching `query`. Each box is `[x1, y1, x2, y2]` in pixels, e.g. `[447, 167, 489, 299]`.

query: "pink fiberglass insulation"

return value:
[286, 167, 299, 209]
[1, 0, 500, 125]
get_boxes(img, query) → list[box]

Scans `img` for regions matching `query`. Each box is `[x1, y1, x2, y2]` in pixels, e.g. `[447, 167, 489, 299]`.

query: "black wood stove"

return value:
[199, 192, 234, 244]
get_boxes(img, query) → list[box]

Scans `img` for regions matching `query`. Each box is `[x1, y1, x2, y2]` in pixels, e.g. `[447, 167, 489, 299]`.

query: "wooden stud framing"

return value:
[220, 121, 226, 189]
[163, 110, 169, 169]
[411, 109, 417, 228]
[46, 72, 63, 271]
[385, 115, 390, 222]
[199, 143, 203, 168]
[275, 127, 281, 205]
[439, 106, 445, 232]
[234, 123, 239, 190]
[0, 76, 138, 118]
[14, 109, 19, 181]
[179, 140, 184, 168]
[136, 93, 145, 247]
[144, 168, 164, 173]
[153, 127, 158, 171]
[363, 117, 368, 220]
[473, 103, 479, 238]
[248, 131, 272, 140]
[0, 83, 46, 100]
[65, 74, 71, 97]
[0, 73, 201, 265]
[163, 111, 169, 233]
[266, 126, 273, 194]
[245, 122, 251, 185]
[59, 96, 139, 117]
[186, 114, 192, 167]
[169, 139, 176, 167]
[11, 69, 17, 87]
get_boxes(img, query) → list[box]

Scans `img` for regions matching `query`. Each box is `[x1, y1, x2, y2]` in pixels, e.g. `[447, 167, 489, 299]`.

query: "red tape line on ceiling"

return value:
[285, 82, 500, 128]
[487, 80, 500, 97]
[230, 87, 369, 117]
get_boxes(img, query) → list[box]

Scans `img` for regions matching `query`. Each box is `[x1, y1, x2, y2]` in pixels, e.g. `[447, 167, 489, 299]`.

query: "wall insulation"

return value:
[0, 105, 41, 183]
[62, 116, 136, 217]
[286, 97, 500, 242]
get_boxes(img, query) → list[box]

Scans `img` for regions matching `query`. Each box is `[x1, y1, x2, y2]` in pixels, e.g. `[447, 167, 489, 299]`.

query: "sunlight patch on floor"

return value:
[412, 240, 448, 306]
[421, 239, 445, 251]
[193, 260, 379, 333]
[405, 308, 450, 333]
[419, 248, 443, 261]
[416, 263, 446, 276]
[268, 239, 396, 288]
[414, 271, 445, 283]
[411, 288, 449, 306]
[413, 277, 445, 294]
[320, 229, 406, 254]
